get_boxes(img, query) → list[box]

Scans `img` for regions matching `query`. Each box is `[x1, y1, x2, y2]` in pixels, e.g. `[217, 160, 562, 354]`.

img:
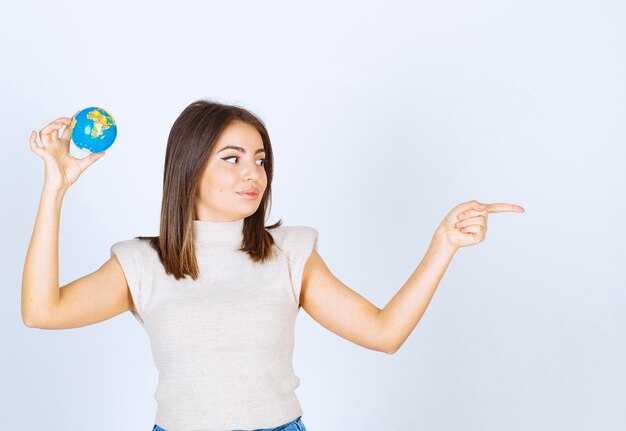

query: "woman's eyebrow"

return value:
[218, 145, 265, 154]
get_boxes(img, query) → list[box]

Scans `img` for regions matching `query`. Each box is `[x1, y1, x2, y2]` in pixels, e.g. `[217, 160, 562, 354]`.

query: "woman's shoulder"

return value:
[110, 237, 158, 260]
[267, 224, 318, 240]
[267, 224, 319, 255]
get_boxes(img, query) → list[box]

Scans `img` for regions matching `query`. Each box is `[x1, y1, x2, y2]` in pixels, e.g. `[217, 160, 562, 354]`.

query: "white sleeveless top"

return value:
[110, 218, 318, 431]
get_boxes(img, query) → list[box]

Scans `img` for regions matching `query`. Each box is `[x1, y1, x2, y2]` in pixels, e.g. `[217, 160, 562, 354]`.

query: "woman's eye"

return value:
[222, 156, 266, 167]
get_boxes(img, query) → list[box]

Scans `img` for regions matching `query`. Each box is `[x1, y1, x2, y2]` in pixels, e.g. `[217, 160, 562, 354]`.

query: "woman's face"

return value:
[194, 120, 268, 221]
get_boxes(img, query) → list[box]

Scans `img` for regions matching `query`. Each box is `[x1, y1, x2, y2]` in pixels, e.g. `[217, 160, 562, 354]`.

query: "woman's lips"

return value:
[237, 192, 258, 199]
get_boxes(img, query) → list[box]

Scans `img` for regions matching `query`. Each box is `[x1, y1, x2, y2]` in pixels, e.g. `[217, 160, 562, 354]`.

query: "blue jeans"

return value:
[152, 415, 307, 431]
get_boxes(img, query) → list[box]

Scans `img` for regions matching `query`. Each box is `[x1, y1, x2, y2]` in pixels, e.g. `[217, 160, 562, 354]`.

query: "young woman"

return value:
[22, 100, 524, 431]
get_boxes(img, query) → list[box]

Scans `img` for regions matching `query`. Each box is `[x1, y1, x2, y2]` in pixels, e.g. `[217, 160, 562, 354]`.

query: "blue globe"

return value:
[70, 107, 117, 153]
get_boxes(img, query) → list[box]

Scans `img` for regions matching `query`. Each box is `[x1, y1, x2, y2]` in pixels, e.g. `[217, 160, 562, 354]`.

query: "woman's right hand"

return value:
[29, 116, 106, 192]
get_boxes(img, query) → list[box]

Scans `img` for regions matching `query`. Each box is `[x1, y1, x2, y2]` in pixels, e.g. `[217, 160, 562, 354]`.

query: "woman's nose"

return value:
[242, 161, 261, 178]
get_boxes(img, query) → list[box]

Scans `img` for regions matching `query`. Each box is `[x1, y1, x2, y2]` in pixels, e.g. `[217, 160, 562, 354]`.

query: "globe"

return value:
[70, 107, 117, 153]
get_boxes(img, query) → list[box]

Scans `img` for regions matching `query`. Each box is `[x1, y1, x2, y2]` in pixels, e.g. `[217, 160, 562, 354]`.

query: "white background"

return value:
[1, 0, 624, 430]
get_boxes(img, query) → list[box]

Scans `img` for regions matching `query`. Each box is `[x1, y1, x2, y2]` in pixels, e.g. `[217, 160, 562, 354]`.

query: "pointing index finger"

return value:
[483, 203, 525, 213]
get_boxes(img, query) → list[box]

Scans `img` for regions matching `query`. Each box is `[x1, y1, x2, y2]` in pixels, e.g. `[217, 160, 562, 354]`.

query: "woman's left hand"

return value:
[434, 200, 525, 251]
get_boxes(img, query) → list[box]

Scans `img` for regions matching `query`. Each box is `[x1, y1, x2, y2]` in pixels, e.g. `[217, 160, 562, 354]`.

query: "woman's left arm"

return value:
[300, 200, 524, 354]
[371, 200, 525, 353]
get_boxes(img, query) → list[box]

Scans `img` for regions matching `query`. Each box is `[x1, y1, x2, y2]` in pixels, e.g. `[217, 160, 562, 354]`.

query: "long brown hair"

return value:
[137, 99, 282, 280]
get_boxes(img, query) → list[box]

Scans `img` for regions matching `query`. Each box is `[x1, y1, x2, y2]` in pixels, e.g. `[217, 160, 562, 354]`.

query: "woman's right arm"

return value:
[21, 186, 66, 327]
[21, 116, 133, 329]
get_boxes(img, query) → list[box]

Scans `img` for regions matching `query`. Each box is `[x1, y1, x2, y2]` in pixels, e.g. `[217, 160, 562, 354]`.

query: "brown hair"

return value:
[136, 99, 282, 280]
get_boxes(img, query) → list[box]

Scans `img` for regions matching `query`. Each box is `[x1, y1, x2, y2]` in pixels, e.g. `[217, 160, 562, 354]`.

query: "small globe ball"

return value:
[70, 107, 117, 153]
